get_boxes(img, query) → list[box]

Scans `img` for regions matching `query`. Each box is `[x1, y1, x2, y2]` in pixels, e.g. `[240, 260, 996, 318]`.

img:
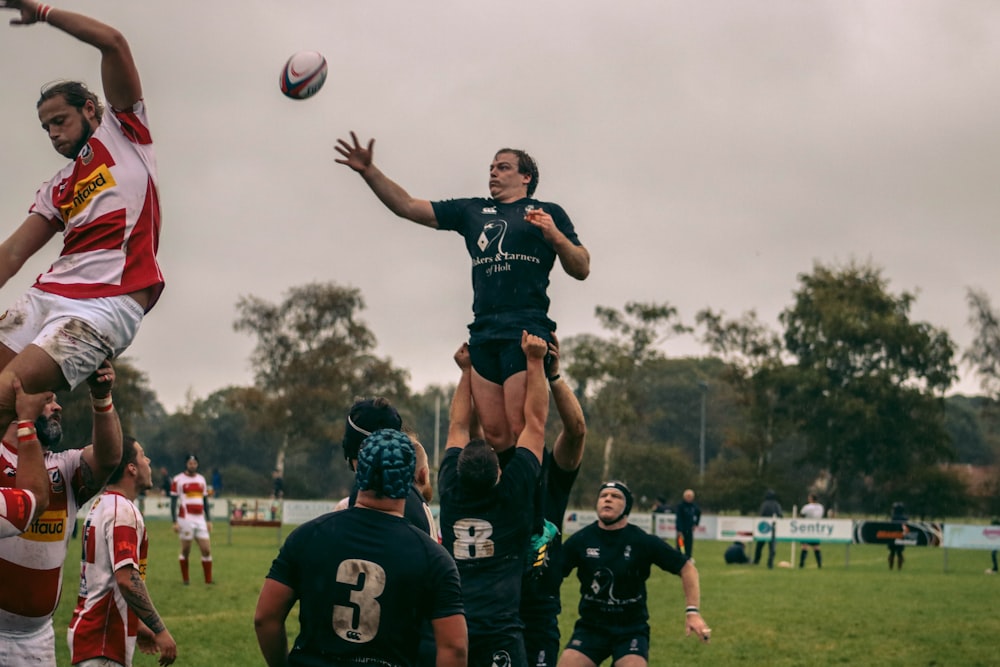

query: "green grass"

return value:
[52, 521, 999, 666]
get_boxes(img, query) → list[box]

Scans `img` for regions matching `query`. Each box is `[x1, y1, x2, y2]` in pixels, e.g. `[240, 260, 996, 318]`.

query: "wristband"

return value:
[685, 606, 700, 615]
[17, 421, 37, 442]
[36, 4, 53, 22]
[547, 374, 560, 383]
[92, 395, 114, 412]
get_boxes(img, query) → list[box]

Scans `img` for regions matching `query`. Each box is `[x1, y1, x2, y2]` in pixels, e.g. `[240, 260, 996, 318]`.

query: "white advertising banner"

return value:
[716, 516, 757, 542]
[753, 517, 853, 543]
[281, 500, 341, 525]
[943, 524, 1000, 550]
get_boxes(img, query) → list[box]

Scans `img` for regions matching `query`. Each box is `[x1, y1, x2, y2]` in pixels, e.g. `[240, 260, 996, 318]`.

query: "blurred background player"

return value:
[888, 501, 908, 571]
[0, 0, 164, 429]
[439, 333, 548, 667]
[798, 493, 824, 569]
[170, 454, 213, 585]
[559, 482, 711, 667]
[0, 379, 54, 537]
[0, 361, 122, 667]
[68, 437, 177, 666]
[335, 133, 589, 450]
[753, 490, 783, 569]
[519, 333, 587, 667]
[674, 489, 701, 558]
[254, 429, 466, 667]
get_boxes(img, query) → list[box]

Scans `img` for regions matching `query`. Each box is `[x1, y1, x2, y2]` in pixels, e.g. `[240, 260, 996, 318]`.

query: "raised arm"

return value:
[516, 331, 549, 463]
[444, 343, 474, 450]
[77, 361, 122, 503]
[5, 1, 142, 110]
[334, 132, 438, 227]
[546, 333, 586, 471]
[12, 378, 54, 521]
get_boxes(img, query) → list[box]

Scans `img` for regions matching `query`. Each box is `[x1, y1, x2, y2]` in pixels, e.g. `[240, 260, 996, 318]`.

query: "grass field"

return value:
[51, 519, 999, 667]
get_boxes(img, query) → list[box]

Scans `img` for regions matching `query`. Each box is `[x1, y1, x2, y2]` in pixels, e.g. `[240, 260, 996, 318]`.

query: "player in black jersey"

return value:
[335, 134, 589, 453]
[439, 332, 549, 667]
[559, 482, 712, 667]
[516, 333, 586, 667]
[255, 429, 467, 667]
[341, 397, 435, 535]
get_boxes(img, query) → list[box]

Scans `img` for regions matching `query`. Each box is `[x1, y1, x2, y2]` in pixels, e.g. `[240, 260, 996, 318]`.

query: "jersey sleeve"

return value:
[547, 203, 581, 246]
[648, 532, 689, 575]
[424, 539, 465, 620]
[108, 497, 142, 571]
[109, 100, 153, 145]
[560, 530, 582, 578]
[430, 198, 472, 233]
[267, 523, 308, 590]
[0, 487, 37, 537]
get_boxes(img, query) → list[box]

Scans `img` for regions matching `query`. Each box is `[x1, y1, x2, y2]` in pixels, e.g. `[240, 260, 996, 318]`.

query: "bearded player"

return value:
[0, 0, 164, 429]
[0, 361, 122, 667]
[170, 455, 213, 585]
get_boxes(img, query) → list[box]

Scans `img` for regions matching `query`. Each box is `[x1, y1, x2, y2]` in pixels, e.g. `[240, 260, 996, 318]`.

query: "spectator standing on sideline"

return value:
[68, 437, 177, 666]
[558, 481, 711, 667]
[651, 496, 670, 513]
[0, 361, 121, 667]
[254, 429, 467, 667]
[753, 490, 783, 569]
[170, 455, 213, 584]
[674, 489, 701, 558]
[158, 467, 171, 496]
[335, 134, 589, 452]
[888, 502, 908, 571]
[210, 467, 222, 498]
[798, 493, 824, 569]
[0, 0, 164, 429]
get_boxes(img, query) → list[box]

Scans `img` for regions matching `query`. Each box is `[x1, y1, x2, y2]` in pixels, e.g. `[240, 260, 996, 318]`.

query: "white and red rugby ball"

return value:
[279, 51, 328, 100]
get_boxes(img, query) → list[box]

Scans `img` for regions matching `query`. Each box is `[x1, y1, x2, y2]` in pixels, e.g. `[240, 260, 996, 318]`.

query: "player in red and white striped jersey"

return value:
[69, 437, 176, 666]
[0, 379, 56, 538]
[0, 0, 165, 431]
[0, 362, 122, 667]
[170, 455, 213, 584]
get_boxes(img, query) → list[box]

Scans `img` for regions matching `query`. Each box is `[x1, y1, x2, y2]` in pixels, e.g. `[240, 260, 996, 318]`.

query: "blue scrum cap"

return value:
[355, 429, 415, 500]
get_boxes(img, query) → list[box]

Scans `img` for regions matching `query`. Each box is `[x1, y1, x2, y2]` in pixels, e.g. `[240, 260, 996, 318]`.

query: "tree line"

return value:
[52, 261, 1000, 518]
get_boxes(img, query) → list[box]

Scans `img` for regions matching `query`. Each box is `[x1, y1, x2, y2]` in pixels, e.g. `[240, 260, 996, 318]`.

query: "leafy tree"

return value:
[964, 288, 1000, 398]
[232, 282, 412, 497]
[779, 261, 958, 509]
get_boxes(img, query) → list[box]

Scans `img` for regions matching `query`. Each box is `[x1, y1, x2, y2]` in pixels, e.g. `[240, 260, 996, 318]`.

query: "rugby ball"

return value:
[279, 51, 328, 100]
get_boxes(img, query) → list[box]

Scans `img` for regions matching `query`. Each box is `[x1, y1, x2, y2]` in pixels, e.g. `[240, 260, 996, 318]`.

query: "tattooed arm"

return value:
[116, 566, 177, 666]
[76, 362, 123, 504]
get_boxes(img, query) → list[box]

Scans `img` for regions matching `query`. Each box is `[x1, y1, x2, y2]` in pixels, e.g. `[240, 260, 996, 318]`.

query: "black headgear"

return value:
[599, 480, 633, 525]
[342, 398, 402, 464]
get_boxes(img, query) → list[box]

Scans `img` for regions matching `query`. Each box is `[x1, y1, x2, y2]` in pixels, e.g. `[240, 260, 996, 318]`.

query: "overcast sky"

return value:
[1, 1, 997, 410]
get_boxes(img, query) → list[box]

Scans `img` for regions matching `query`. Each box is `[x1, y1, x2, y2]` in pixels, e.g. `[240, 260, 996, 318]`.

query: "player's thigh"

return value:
[502, 369, 527, 433]
[0, 344, 67, 395]
[613, 655, 647, 667]
[557, 648, 598, 667]
[470, 368, 512, 445]
[196, 535, 212, 555]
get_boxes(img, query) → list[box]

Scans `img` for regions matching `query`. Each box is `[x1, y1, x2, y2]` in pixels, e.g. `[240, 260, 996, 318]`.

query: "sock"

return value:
[799, 550, 807, 568]
[815, 551, 822, 568]
[179, 556, 190, 584]
[202, 557, 213, 583]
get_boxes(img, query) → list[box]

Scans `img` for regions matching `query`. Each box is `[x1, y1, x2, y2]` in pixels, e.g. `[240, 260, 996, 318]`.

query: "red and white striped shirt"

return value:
[30, 100, 164, 312]
[170, 472, 207, 519]
[68, 491, 148, 665]
[0, 444, 90, 632]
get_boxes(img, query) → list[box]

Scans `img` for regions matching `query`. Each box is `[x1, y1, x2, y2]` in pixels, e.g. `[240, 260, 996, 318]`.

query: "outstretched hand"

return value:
[685, 613, 712, 644]
[334, 132, 374, 174]
[2, 0, 42, 26]
[86, 360, 115, 398]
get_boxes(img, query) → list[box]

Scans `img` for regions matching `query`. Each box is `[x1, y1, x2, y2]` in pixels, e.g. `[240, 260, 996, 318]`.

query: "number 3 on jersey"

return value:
[333, 559, 386, 643]
[452, 518, 495, 559]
